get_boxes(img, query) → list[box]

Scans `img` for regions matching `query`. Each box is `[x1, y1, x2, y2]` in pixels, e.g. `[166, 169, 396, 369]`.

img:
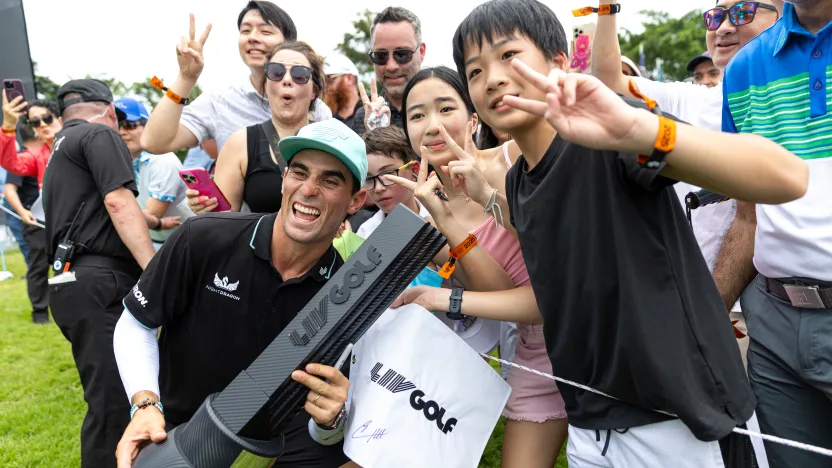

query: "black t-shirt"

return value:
[350, 92, 403, 135]
[42, 119, 139, 265]
[506, 134, 755, 441]
[334, 102, 363, 130]
[4, 172, 39, 210]
[123, 212, 349, 466]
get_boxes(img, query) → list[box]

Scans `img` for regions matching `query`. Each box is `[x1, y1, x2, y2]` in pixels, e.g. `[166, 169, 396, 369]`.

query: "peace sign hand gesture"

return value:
[176, 13, 212, 81]
[503, 58, 642, 152]
[440, 121, 494, 207]
[358, 76, 391, 131]
[383, 152, 455, 226]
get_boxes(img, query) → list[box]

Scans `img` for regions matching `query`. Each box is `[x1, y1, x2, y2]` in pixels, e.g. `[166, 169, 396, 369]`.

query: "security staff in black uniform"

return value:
[42, 79, 156, 468]
[113, 119, 368, 468]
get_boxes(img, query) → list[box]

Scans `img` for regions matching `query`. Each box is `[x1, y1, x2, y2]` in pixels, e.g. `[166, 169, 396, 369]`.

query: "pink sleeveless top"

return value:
[471, 217, 529, 287]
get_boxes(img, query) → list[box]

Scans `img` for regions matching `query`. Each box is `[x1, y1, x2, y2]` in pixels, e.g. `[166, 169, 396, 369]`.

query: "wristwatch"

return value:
[317, 406, 346, 430]
[446, 286, 465, 321]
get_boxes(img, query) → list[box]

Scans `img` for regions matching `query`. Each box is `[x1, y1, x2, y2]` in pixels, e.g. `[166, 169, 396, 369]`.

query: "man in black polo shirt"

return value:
[42, 79, 156, 468]
[114, 118, 368, 468]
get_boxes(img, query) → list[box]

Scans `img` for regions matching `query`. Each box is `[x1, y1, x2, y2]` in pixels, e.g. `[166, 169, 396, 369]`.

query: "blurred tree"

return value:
[335, 9, 376, 77]
[33, 62, 60, 101]
[619, 10, 706, 82]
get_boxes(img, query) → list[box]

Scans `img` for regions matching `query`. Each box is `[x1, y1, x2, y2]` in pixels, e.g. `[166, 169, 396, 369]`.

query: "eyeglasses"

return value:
[265, 62, 314, 85]
[368, 45, 419, 66]
[363, 161, 414, 190]
[118, 120, 146, 130]
[26, 114, 54, 128]
[703, 2, 777, 31]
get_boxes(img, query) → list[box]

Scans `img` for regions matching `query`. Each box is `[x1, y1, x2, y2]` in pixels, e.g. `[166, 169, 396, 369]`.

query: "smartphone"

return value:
[3, 79, 26, 104]
[569, 23, 596, 74]
[179, 167, 232, 212]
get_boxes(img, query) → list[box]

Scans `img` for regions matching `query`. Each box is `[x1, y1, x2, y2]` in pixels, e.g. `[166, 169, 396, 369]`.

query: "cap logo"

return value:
[310, 126, 350, 142]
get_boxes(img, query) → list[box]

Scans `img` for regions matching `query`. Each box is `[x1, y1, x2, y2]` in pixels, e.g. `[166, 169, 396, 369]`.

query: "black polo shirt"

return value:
[124, 211, 349, 466]
[506, 133, 755, 441]
[350, 91, 403, 135]
[42, 119, 138, 265]
[4, 172, 39, 210]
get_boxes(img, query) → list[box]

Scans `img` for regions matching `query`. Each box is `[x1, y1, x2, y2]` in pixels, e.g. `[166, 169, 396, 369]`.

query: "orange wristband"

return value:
[573, 4, 621, 16]
[1, 128, 16, 135]
[438, 234, 478, 279]
[149, 76, 190, 105]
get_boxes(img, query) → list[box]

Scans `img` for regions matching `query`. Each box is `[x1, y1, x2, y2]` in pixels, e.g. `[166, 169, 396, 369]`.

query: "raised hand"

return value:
[358, 76, 391, 130]
[176, 13, 212, 81]
[440, 121, 494, 207]
[1, 90, 27, 131]
[383, 152, 454, 224]
[503, 58, 641, 152]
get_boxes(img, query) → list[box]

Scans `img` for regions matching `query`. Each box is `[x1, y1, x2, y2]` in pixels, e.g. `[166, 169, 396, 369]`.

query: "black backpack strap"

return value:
[259, 119, 287, 173]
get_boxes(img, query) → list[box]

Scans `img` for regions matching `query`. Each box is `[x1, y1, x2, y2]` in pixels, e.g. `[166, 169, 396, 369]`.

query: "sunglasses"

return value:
[364, 161, 415, 190]
[26, 114, 54, 127]
[265, 62, 313, 85]
[118, 120, 146, 130]
[368, 45, 419, 66]
[703, 2, 777, 31]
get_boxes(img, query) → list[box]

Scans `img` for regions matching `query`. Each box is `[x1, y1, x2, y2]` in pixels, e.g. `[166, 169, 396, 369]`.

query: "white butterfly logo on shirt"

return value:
[213, 273, 240, 292]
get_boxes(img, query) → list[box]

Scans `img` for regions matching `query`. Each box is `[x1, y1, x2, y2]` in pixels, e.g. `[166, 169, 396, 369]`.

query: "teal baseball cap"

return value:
[279, 119, 368, 187]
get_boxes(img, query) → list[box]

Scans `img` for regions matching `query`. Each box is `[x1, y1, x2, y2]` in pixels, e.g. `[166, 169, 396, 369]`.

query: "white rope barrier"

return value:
[480, 353, 832, 458]
[0, 203, 45, 229]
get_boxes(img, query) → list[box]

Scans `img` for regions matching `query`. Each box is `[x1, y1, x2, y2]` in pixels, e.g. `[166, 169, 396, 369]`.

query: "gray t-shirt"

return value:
[180, 76, 332, 152]
[134, 151, 194, 243]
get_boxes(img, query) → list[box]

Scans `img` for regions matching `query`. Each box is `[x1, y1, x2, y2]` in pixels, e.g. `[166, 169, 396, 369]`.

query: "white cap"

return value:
[324, 53, 360, 76]
[435, 313, 501, 355]
[621, 56, 642, 77]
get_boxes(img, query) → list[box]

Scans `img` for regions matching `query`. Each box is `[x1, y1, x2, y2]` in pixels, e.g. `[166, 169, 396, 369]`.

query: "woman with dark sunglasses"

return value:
[186, 40, 324, 216]
[0, 95, 61, 190]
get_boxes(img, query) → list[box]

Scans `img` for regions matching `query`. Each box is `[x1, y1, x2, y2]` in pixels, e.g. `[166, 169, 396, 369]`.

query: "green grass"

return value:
[0, 249, 566, 467]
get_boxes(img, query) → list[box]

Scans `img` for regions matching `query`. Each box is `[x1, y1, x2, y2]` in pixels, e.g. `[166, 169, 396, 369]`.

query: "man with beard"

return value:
[351, 7, 425, 134]
[324, 54, 362, 129]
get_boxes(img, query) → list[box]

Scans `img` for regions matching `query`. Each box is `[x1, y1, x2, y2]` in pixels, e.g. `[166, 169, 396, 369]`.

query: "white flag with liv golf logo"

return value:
[343, 304, 511, 468]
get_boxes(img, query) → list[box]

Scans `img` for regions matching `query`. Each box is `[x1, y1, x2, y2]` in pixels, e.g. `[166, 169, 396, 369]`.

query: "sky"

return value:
[23, 0, 715, 94]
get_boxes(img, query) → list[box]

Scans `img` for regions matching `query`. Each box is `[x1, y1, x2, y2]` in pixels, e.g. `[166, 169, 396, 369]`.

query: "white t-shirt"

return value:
[631, 78, 739, 310]
[134, 151, 194, 243]
[356, 201, 431, 239]
[181, 77, 332, 152]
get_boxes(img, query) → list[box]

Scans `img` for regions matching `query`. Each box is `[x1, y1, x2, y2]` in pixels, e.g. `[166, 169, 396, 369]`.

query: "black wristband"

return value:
[446, 286, 465, 321]
[152, 216, 163, 231]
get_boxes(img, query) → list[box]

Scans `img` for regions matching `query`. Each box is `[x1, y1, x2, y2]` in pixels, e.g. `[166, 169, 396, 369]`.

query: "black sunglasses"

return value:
[368, 45, 419, 66]
[364, 161, 415, 190]
[118, 120, 146, 130]
[265, 62, 314, 85]
[703, 2, 777, 31]
[26, 114, 54, 128]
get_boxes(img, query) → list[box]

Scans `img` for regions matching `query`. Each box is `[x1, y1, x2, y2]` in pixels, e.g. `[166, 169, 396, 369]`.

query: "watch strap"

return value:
[446, 286, 465, 321]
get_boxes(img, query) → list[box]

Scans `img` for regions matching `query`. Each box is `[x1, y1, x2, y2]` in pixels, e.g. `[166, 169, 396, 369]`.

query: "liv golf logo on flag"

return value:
[344, 305, 510, 468]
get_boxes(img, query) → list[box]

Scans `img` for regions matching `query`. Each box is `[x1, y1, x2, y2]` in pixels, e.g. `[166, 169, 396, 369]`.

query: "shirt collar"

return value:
[774, 3, 822, 57]
[249, 212, 340, 281]
[137, 151, 152, 164]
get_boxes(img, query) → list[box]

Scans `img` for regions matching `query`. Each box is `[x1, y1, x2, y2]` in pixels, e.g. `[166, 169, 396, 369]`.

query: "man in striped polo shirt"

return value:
[722, 2, 832, 466]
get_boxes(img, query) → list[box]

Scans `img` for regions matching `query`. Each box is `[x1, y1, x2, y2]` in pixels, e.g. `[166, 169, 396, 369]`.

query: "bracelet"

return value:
[628, 80, 677, 169]
[438, 234, 478, 279]
[1, 128, 16, 135]
[446, 286, 465, 321]
[152, 216, 163, 231]
[149, 76, 191, 105]
[573, 3, 621, 16]
[130, 398, 164, 419]
[482, 188, 504, 227]
[316, 406, 346, 430]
